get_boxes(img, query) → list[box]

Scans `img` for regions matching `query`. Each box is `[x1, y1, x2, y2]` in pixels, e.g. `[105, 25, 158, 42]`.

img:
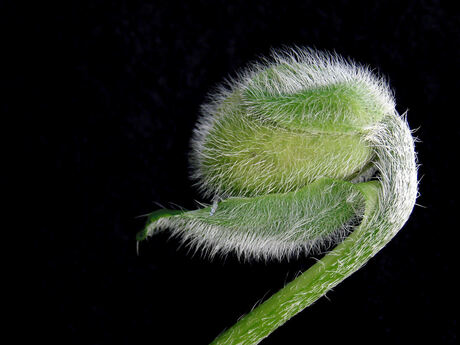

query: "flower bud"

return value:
[140, 48, 416, 263]
[190, 49, 395, 198]
[139, 48, 419, 344]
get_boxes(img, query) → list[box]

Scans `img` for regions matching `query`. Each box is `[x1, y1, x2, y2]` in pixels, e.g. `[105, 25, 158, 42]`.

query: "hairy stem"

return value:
[210, 112, 417, 344]
[210, 181, 379, 345]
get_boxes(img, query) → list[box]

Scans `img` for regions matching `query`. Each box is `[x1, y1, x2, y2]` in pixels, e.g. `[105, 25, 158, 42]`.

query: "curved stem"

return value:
[210, 181, 380, 345]
[210, 112, 418, 344]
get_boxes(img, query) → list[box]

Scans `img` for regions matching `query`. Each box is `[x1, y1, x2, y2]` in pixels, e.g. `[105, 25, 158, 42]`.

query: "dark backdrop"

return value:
[7, 1, 458, 344]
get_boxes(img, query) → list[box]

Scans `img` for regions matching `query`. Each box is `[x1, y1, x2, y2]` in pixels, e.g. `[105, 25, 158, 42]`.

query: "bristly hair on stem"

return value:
[138, 46, 418, 345]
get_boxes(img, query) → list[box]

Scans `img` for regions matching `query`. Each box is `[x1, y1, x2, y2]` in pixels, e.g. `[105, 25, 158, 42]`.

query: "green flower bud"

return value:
[138, 47, 418, 345]
[191, 92, 371, 199]
[190, 51, 394, 198]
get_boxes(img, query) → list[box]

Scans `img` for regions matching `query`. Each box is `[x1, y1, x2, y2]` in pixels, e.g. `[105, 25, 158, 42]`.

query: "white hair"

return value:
[144, 47, 418, 262]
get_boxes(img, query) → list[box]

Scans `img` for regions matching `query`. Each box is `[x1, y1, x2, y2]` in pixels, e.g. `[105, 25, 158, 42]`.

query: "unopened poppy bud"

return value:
[138, 48, 418, 345]
[190, 50, 395, 198]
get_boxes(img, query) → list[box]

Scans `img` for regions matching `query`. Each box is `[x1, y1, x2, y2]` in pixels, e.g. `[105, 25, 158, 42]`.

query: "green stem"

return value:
[210, 112, 418, 344]
[210, 180, 380, 345]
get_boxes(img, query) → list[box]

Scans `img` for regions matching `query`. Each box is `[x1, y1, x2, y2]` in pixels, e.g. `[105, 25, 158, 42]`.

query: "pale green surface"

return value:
[199, 91, 373, 197]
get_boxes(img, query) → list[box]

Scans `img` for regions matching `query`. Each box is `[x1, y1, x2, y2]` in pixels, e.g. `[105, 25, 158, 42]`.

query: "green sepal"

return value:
[139, 178, 366, 258]
[136, 209, 185, 241]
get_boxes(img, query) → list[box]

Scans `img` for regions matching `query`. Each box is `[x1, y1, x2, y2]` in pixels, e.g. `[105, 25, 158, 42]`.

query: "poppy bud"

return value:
[190, 49, 395, 198]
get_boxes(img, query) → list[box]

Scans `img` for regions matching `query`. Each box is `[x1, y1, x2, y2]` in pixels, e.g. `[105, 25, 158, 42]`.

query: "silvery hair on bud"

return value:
[145, 47, 418, 261]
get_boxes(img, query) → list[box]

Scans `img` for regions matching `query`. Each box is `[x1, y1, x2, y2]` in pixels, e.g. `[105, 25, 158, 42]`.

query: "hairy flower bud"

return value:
[139, 47, 418, 344]
[190, 49, 394, 198]
[139, 47, 417, 264]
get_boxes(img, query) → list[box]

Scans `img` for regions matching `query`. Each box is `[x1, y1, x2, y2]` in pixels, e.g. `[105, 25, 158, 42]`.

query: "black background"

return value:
[8, 1, 458, 344]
